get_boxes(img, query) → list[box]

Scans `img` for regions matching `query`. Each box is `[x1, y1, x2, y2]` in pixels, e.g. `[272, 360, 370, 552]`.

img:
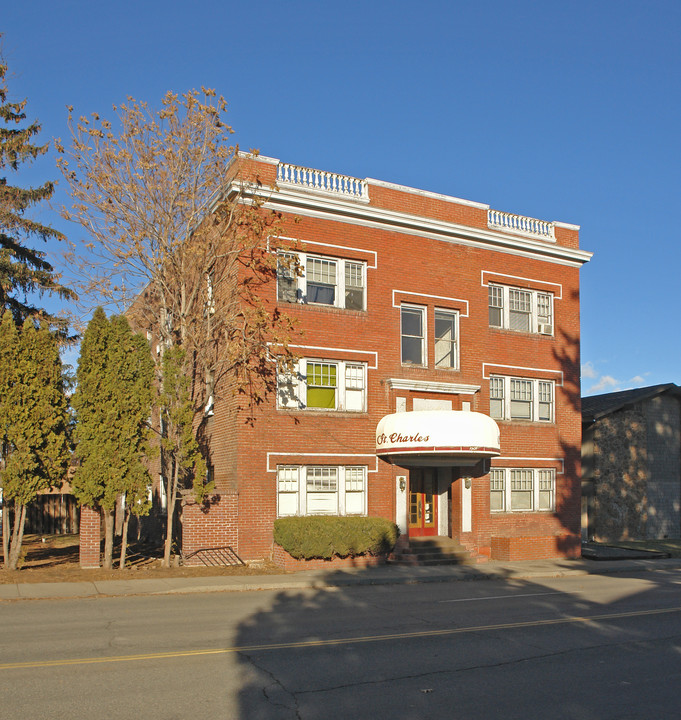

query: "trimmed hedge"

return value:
[273, 516, 400, 560]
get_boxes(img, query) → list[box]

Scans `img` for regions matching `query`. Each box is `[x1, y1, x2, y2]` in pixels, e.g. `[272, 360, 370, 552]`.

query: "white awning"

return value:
[376, 410, 500, 468]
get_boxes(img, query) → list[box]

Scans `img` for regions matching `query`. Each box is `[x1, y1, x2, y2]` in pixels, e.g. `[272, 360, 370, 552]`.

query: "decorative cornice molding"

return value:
[235, 181, 592, 268]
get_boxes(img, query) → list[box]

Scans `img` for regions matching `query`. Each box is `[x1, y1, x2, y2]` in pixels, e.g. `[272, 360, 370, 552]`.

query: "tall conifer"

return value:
[108, 315, 154, 568]
[0, 313, 70, 569]
[72, 309, 154, 568]
[71, 307, 116, 566]
[0, 310, 18, 564]
[0, 59, 75, 326]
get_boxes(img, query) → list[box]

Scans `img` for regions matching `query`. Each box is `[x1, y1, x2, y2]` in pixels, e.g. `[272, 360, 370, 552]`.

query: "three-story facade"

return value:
[182, 154, 592, 564]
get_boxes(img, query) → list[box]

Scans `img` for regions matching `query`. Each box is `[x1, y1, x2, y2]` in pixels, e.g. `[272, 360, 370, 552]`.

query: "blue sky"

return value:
[3, 0, 680, 395]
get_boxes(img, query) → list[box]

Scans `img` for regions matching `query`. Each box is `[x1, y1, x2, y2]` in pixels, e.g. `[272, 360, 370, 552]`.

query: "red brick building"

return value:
[179, 154, 591, 564]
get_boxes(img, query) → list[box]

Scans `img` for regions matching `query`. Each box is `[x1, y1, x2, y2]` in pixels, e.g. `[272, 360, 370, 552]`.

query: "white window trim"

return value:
[400, 303, 427, 367]
[490, 468, 556, 513]
[490, 375, 554, 422]
[278, 359, 367, 412]
[277, 465, 367, 517]
[277, 251, 366, 310]
[434, 307, 459, 370]
[488, 283, 553, 335]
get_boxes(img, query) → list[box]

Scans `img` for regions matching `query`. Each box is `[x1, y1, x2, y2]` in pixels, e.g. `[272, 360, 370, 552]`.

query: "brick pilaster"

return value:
[79, 506, 101, 568]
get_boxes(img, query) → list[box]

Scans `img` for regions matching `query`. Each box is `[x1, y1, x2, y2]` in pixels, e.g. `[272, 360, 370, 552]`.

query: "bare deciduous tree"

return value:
[57, 90, 296, 566]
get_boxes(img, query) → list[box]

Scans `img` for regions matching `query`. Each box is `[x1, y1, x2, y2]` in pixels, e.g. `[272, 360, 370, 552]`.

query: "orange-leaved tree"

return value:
[57, 90, 296, 566]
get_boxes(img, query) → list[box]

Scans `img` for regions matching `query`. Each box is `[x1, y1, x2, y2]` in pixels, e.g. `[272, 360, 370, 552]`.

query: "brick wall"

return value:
[181, 493, 238, 565]
[79, 506, 101, 568]
[491, 534, 581, 561]
[185, 156, 585, 563]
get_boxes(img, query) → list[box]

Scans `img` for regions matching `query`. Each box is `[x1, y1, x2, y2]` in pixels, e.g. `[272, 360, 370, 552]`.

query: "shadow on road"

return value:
[231, 560, 681, 719]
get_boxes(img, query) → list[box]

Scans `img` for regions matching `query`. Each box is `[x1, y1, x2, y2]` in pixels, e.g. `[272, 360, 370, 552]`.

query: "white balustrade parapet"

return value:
[277, 162, 369, 201]
[488, 209, 555, 241]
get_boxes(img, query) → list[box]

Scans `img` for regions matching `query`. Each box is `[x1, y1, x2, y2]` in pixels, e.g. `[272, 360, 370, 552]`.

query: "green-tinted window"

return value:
[307, 363, 337, 408]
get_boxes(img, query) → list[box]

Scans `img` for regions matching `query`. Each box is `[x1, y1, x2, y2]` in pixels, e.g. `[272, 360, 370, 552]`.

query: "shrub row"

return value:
[273, 516, 400, 560]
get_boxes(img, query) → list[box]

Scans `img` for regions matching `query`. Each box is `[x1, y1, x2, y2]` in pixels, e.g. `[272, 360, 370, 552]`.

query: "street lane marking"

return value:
[440, 591, 560, 603]
[2, 604, 681, 671]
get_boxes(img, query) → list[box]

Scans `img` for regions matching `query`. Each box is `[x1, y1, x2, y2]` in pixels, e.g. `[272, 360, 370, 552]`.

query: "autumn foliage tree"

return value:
[0, 57, 75, 328]
[0, 311, 71, 570]
[71, 308, 154, 569]
[57, 89, 296, 565]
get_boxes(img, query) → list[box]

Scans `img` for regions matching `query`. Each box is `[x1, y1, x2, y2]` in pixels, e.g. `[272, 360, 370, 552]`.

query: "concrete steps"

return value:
[389, 536, 475, 566]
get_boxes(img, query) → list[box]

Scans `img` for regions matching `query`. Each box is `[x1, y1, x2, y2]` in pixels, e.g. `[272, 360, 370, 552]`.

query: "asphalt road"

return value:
[2, 568, 681, 719]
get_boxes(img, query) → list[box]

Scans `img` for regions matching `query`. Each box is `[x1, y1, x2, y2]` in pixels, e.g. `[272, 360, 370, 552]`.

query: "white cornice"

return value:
[387, 378, 480, 395]
[230, 155, 583, 235]
[240, 182, 592, 268]
[554, 221, 581, 231]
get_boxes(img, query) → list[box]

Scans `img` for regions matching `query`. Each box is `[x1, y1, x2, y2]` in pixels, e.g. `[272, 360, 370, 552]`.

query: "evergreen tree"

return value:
[0, 312, 71, 570]
[108, 315, 154, 568]
[0, 58, 75, 327]
[71, 307, 117, 567]
[71, 309, 154, 569]
[0, 310, 18, 564]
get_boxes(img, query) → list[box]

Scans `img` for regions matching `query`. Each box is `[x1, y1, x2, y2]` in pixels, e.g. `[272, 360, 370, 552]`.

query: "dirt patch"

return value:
[1, 534, 286, 584]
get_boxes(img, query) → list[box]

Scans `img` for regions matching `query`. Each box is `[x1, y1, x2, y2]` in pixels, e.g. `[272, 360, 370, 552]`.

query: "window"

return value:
[489, 377, 504, 419]
[277, 253, 298, 303]
[510, 469, 533, 510]
[510, 379, 532, 419]
[489, 468, 555, 512]
[488, 284, 553, 335]
[538, 381, 553, 421]
[490, 469, 505, 511]
[277, 465, 367, 516]
[278, 359, 366, 412]
[307, 362, 337, 409]
[344, 466, 366, 514]
[345, 262, 364, 310]
[277, 251, 365, 310]
[537, 469, 555, 511]
[306, 466, 338, 514]
[277, 466, 299, 517]
[401, 305, 425, 365]
[488, 285, 503, 327]
[509, 289, 531, 332]
[434, 310, 458, 369]
[344, 363, 365, 411]
[306, 257, 337, 305]
[489, 376, 554, 422]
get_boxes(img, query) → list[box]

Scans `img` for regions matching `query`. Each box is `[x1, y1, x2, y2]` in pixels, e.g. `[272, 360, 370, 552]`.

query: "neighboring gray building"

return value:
[582, 384, 681, 542]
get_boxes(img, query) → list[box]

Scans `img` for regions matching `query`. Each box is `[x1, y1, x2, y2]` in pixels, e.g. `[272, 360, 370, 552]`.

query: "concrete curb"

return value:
[2, 557, 680, 601]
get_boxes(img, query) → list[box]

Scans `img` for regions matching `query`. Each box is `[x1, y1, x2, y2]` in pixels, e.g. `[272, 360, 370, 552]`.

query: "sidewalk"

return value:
[2, 556, 680, 601]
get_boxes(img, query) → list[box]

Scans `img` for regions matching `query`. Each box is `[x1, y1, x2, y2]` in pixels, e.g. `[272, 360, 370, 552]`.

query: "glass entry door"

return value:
[408, 469, 437, 536]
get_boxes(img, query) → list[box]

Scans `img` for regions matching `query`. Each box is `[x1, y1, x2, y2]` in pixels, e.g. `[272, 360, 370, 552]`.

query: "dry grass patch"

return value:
[0, 534, 285, 583]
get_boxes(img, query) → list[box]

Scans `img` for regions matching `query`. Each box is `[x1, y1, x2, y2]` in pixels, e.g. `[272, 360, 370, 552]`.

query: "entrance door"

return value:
[408, 469, 437, 536]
